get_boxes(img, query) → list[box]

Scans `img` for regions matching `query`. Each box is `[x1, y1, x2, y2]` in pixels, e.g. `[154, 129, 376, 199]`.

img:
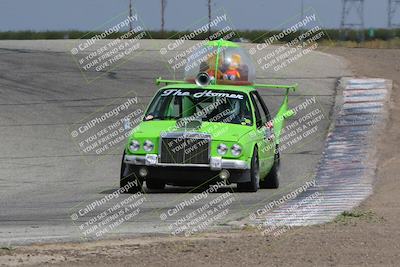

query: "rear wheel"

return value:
[237, 147, 259, 192]
[120, 152, 142, 193]
[260, 145, 280, 189]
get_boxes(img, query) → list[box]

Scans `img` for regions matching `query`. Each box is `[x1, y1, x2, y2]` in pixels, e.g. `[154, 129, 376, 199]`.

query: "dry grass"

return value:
[320, 38, 400, 49]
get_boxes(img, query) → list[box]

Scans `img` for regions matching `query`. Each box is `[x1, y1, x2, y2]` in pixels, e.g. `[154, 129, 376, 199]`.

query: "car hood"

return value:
[132, 120, 252, 142]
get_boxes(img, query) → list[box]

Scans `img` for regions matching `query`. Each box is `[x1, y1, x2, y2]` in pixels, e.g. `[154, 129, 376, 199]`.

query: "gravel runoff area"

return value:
[0, 47, 399, 267]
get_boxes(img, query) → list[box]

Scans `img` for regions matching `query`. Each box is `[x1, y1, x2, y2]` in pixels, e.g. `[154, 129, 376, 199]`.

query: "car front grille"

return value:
[160, 133, 210, 165]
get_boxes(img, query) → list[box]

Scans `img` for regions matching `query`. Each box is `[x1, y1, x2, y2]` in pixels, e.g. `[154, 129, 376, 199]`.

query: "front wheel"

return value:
[237, 147, 260, 192]
[260, 146, 280, 189]
[120, 152, 142, 193]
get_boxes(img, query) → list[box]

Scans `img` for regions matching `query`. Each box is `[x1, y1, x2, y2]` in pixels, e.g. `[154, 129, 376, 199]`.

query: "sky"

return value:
[0, 0, 394, 31]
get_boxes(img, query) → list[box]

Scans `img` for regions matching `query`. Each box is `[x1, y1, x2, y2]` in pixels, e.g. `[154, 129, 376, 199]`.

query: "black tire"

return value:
[274, 144, 281, 170]
[237, 147, 260, 192]
[260, 145, 280, 189]
[120, 152, 142, 193]
[146, 179, 166, 190]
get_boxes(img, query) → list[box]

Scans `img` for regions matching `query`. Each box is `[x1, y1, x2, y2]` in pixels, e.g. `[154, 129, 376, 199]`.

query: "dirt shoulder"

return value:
[1, 48, 399, 267]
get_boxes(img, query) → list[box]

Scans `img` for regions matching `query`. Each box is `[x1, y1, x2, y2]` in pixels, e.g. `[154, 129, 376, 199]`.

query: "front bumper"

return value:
[124, 154, 250, 171]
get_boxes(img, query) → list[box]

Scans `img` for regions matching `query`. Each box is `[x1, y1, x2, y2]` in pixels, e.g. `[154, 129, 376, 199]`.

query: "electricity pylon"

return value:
[340, 0, 365, 41]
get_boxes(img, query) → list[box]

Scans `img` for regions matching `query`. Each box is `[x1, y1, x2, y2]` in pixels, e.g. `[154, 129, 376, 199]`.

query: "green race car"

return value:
[120, 40, 296, 193]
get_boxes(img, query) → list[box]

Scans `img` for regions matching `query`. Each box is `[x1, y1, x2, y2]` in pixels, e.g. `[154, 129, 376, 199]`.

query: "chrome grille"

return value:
[160, 133, 210, 164]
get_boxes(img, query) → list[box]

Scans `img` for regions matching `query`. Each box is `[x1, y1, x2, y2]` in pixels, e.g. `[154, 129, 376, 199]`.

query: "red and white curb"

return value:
[254, 78, 391, 226]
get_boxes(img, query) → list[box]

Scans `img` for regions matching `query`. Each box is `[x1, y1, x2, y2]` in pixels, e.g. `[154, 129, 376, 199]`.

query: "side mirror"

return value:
[283, 109, 295, 119]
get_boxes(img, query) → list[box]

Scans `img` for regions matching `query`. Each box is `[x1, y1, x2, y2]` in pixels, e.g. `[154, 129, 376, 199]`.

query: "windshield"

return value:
[144, 89, 253, 126]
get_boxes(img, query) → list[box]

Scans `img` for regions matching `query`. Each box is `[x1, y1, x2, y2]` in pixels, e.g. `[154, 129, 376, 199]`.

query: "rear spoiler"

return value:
[156, 78, 187, 86]
[156, 78, 298, 91]
[253, 83, 297, 92]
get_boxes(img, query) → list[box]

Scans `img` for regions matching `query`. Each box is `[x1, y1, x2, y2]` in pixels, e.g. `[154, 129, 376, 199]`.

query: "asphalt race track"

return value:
[0, 40, 351, 245]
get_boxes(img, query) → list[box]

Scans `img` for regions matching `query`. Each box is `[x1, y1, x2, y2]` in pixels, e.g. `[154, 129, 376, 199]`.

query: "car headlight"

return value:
[217, 143, 228, 155]
[231, 144, 242, 156]
[143, 140, 154, 152]
[129, 140, 140, 152]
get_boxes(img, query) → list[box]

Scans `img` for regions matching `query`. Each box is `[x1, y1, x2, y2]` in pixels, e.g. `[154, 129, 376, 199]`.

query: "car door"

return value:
[250, 91, 275, 176]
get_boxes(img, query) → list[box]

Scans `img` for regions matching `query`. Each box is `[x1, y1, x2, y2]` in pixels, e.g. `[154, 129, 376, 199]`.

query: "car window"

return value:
[250, 91, 271, 128]
[144, 89, 253, 126]
[250, 95, 262, 128]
